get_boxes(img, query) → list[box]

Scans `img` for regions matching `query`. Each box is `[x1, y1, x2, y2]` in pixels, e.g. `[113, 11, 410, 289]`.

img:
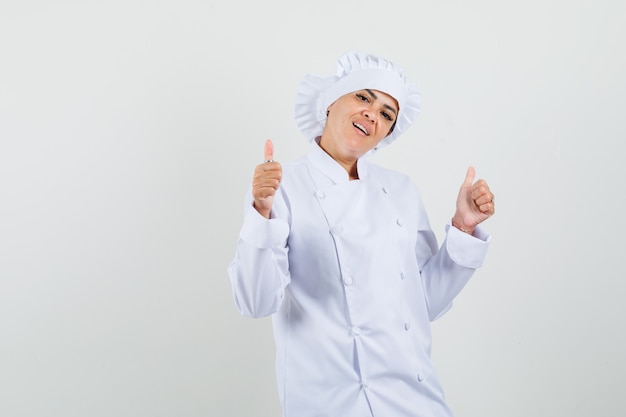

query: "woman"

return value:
[228, 50, 495, 417]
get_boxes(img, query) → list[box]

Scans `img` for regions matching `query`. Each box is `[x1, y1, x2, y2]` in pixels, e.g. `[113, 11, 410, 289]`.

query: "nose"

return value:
[363, 109, 376, 123]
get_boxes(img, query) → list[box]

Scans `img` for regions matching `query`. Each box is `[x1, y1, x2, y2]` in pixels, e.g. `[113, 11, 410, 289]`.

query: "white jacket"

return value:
[228, 141, 490, 417]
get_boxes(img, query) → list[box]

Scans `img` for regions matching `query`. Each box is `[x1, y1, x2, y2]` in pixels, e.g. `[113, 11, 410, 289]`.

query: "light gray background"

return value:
[1, 1, 624, 416]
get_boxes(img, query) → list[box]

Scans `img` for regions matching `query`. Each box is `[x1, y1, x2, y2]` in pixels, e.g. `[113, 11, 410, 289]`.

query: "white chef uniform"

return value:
[228, 140, 490, 417]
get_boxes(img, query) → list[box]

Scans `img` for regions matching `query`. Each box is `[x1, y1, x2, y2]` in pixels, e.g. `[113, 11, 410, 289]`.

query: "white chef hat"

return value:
[294, 50, 421, 152]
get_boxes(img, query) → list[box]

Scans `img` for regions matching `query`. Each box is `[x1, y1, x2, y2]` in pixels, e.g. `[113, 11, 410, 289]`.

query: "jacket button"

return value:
[417, 372, 425, 382]
[343, 276, 353, 286]
[352, 326, 362, 336]
[314, 190, 325, 199]
[404, 322, 411, 330]
[396, 218, 404, 227]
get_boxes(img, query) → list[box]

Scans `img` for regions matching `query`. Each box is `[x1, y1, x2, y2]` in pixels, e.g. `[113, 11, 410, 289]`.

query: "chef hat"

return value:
[294, 50, 421, 151]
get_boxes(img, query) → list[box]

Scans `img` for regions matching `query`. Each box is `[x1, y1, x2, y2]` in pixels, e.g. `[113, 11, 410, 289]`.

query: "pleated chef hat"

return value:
[294, 50, 421, 152]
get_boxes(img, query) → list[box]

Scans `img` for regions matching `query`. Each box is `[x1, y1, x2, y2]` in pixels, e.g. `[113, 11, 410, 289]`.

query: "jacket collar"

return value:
[307, 138, 370, 184]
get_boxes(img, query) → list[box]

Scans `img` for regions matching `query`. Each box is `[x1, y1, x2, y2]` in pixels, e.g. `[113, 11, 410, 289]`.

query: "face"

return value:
[320, 89, 399, 161]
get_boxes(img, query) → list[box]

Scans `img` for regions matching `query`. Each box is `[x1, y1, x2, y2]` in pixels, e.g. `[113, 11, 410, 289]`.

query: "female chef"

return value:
[228, 50, 495, 417]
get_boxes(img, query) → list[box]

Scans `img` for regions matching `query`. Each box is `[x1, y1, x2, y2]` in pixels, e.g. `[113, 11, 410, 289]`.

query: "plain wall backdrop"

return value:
[1, 1, 625, 416]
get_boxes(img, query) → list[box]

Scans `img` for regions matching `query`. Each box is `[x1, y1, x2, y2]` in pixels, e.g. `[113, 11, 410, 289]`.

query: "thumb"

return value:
[463, 166, 476, 187]
[264, 139, 274, 161]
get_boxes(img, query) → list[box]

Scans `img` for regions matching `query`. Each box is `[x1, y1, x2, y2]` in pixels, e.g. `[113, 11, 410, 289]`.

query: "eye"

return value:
[356, 93, 370, 103]
[381, 111, 394, 122]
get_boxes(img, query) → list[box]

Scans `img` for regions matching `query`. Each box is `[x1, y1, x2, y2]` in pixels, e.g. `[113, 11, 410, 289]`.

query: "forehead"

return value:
[356, 89, 399, 111]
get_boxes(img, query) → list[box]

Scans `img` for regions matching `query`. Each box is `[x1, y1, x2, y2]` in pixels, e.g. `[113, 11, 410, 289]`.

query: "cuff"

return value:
[444, 223, 491, 268]
[239, 205, 289, 249]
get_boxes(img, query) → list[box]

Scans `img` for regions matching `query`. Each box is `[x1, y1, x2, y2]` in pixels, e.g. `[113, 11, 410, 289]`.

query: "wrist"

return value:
[253, 202, 272, 219]
[451, 217, 474, 235]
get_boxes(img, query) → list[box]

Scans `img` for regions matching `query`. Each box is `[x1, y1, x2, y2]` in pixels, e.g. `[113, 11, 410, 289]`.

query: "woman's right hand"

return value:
[252, 139, 282, 219]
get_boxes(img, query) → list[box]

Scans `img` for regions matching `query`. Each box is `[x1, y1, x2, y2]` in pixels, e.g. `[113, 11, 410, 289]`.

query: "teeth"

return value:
[353, 123, 368, 135]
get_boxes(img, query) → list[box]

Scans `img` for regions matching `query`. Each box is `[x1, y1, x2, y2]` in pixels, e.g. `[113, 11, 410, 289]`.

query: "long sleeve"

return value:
[417, 220, 490, 321]
[407, 182, 490, 321]
[227, 191, 291, 318]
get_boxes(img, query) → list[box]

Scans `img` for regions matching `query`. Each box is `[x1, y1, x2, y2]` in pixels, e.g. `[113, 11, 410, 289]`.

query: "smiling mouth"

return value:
[353, 122, 369, 136]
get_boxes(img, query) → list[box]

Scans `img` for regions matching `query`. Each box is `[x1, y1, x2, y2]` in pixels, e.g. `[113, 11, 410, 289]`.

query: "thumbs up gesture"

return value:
[451, 166, 495, 235]
[252, 140, 282, 219]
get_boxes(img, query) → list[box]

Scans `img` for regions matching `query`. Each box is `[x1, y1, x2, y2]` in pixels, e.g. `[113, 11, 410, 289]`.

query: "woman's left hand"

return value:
[451, 166, 495, 235]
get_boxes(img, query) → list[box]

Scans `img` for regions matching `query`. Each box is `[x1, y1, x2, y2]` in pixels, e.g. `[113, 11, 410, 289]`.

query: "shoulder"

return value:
[279, 155, 308, 181]
[275, 156, 313, 196]
[366, 161, 417, 191]
[281, 155, 307, 171]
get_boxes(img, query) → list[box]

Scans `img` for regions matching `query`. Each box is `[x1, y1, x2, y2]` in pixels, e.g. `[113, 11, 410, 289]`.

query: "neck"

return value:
[344, 163, 359, 180]
[330, 153, 360, 180]
[318, 139, 360, 180]
[345, 161, 359, 180]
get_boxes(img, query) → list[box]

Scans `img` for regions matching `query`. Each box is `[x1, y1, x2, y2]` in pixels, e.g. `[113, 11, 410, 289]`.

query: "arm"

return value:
[227, 195, 290, 318]
[417, 222, 490, 321]
[416, 167, 495, 320]
[227, 140, 290, 318]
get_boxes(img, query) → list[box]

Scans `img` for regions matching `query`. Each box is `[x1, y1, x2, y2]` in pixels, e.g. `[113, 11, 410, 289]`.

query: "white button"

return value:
[315, 190, 325, 199]
[417, 373, 425, 382]
[396, 218, 404, 227]
[400, 271, 405, 280]
[352, 326, 361, 336]
[362, 381, 368, 388]
[382, 187, 389, 194]
[331, 225, 344, 235]
[404, 322, 411, 330]
[343, 276, 353, 286]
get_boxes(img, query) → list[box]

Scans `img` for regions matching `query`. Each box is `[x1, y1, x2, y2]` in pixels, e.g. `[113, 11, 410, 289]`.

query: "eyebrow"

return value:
[365, 89, 398, 116]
